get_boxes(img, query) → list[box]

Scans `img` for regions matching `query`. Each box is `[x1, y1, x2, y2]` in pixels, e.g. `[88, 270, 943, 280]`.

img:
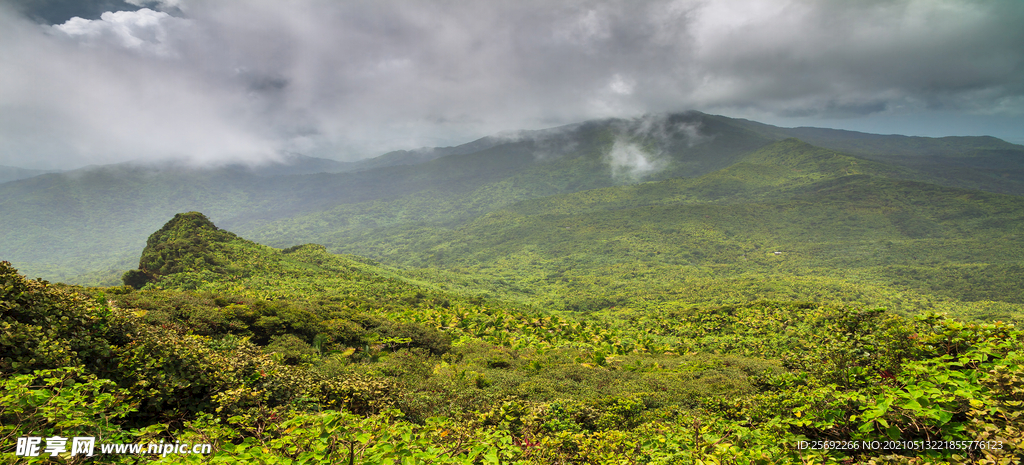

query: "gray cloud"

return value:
[2, 0, 1023, 169]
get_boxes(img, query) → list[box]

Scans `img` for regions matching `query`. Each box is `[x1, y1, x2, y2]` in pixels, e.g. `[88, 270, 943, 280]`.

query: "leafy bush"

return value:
[265, 334, 318, 365]
[1, 261, 121, 377]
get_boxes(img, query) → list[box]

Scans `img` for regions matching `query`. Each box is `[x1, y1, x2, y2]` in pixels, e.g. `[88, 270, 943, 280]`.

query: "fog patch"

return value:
[603, 114, 711, 181]
[677, 121, 712, 147]
[605, 138, 664, 181]
[489, 124, 584, 161]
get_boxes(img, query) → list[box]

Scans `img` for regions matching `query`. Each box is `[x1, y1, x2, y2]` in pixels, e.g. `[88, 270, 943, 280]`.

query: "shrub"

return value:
[265, 334, 317, 365]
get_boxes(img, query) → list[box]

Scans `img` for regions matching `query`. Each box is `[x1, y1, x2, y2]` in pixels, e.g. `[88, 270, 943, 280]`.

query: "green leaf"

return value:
[885, 424, 900, 440]
[902, 398, 922, 411]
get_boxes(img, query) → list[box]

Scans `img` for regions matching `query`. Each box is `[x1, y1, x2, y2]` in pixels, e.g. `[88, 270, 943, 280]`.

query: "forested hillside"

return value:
[3, 112, 1022, 286]
[725, 119, 1024, 195]
[3, 113, 1024, 462]
[254, 139, 1024, 323]
[2, 212, 1022, 463]
[0, 166, 57, 185]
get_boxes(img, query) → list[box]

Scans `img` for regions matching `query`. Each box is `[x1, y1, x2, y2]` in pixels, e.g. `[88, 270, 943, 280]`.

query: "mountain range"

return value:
[2, 111, 1023, 321]
[5, 111, 1024, 463]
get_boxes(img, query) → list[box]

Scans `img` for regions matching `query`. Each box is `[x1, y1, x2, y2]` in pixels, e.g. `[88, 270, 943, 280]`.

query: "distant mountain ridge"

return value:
[722, 118, 1024, 195]
[0, 165, 59, 184]
[2, 111, 1023, 285]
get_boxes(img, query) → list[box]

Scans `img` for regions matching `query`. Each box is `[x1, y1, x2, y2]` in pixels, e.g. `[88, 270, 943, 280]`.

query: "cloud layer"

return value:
[2, 0, 1023, 168]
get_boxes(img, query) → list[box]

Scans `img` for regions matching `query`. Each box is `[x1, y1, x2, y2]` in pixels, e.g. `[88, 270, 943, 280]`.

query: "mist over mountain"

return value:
[2, 111, 1023, 292]
[3, 0, 1023, 169]
[0, 165, 59, 184]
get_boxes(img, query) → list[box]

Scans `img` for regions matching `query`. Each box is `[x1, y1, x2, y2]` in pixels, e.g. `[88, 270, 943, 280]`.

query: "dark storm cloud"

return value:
[8, 0, 139, 23]
[2, 0, 1022, 168]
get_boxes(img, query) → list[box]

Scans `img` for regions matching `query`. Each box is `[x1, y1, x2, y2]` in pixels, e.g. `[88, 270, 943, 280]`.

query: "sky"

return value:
[2, 0, 1023, 169]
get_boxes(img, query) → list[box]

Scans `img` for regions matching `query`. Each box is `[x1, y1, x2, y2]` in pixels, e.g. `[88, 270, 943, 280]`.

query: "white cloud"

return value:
[54, 9, 186, 56]
[609, 74, 635, 95]
[1, 0, 1022, 169]
[602, 114, 709, 181]
[606, 139, 664, 181]
[0, 5, 275, 168]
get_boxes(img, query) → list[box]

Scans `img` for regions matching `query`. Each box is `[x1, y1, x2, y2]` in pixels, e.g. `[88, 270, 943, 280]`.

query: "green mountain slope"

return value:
[0, 164, 57, 184]
[5, 210, 1023, 463]
[118, 212, 569, 347]
[4, 111, 1024, 463]
[727, 118, 1024, 194]
[1, 112, 778, 282]
[3, 112, 1022, 287]
[307, 139, 1024, 320]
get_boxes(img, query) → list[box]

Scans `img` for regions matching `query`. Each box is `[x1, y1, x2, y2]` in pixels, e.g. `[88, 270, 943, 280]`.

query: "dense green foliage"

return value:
[727, 120, 1024, 195]
[123, 211, 260, 288]
[254, 140, 1024, 326]
[4, 114, 1024, 462]
[4, 207, 1024, 463]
